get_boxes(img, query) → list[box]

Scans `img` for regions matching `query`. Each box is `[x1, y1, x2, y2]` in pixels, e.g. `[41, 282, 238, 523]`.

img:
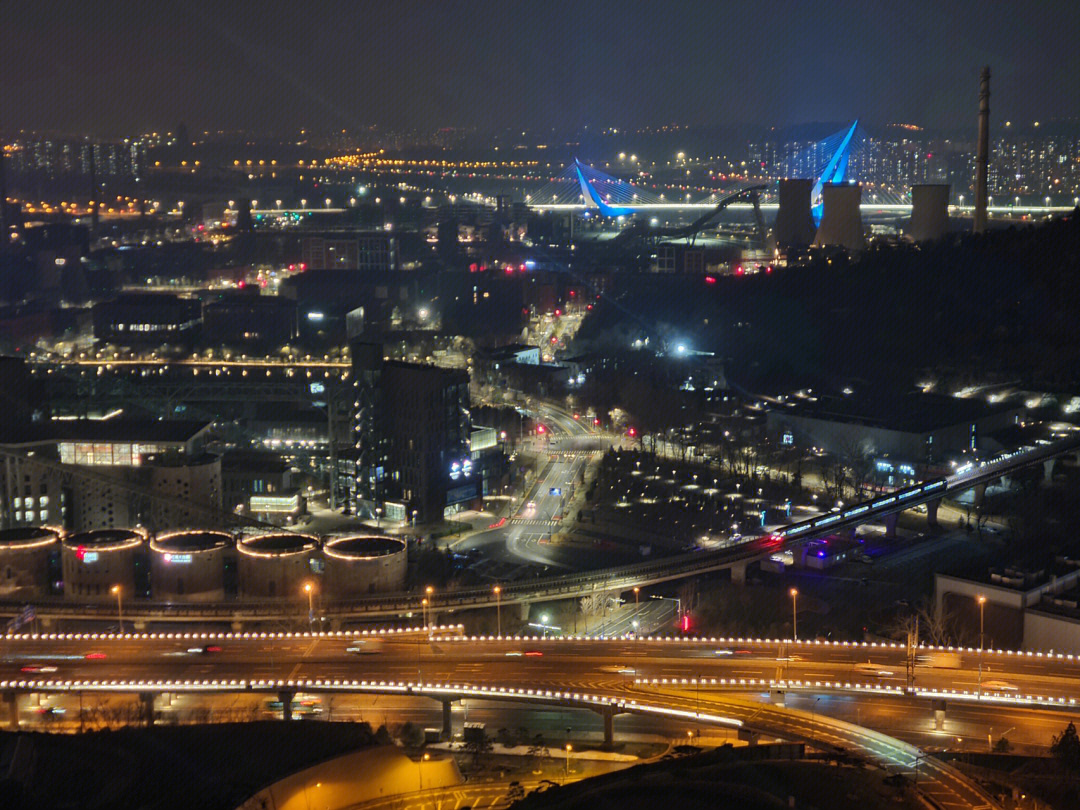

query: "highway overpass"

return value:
[12, 630, 1076, 808]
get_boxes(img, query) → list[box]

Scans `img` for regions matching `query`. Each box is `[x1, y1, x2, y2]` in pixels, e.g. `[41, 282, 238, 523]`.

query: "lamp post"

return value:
[564, 744, 572, 782]
[376, 507, 382, 528]
[790, 588, 798, 642]
[418, 752, 430, 791]
[304, 582, 315, 631]
[493, 585, 502, 636]
[425, 586, 434, 633]
[633, 587, 640, 605]
[421, 598, 429, 631]
[977, 594, 986, 694]
[110, 585, 123, 634]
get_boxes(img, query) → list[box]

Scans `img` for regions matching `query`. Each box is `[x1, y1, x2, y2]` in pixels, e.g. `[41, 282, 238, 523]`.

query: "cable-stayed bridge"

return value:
[525, 121, 1072, 218]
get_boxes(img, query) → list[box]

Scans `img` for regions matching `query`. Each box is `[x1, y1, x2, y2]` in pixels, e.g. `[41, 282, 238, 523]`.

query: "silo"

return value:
[237, 533, 318, 599]
[0, 527, 59, 599]
[322, 535, 408, 599]
[150, 530, 232, 602]
[813, 183, 865, 250]
[61, 529, 144, 601]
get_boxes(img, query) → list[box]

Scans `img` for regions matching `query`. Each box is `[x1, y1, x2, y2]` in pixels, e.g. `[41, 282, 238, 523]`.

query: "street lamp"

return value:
[977, 594, 987, 694]
[633, 587, 640, 605]
[376, 507, 382, 528]
[425, 586, 434, 632]
[493, 585, 502, 636]
[790, 588, 798, 642]
[977, 595, 986, 650]
[304, 582, 315, 631]
[110, 585, 123, 633]
[564, 744, 572, 782]
[421, 598, 429, 630]
[419, 752, 431, 791]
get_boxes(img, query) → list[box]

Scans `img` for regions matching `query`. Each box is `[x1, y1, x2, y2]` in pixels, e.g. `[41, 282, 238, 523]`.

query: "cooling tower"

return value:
[773, 179, 816, 247]
[908, 184, 951, 242]
[813, 183, 865, 250]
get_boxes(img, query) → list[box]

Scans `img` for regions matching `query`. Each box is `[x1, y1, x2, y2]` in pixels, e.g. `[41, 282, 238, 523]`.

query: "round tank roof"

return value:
[238, 533, 318, 557]
[150, 530, 232, 554]
[323, 535, 406, 560]
[0, 526, 60, 551]
[62, 529, 143, 552]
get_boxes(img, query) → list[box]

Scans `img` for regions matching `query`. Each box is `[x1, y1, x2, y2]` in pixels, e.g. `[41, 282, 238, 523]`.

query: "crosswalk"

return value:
[510, 518, 560, 527]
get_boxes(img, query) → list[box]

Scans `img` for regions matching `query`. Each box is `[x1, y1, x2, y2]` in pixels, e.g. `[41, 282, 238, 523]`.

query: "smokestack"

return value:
[773, 179, 816, 248]
[813, 183, 865, 251]
[908, 184, 951, 242]
[973, 66, 990, 234]
[89, 143, 99, 237]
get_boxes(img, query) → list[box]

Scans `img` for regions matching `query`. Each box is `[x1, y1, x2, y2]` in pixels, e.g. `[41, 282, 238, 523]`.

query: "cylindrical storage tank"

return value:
[774, 178, 817, 247]
[908, 184, 950, 242]
[0, 527, 59, 600]
[322, 535, 407, 599]
[237, 533, 318, 600]
[813, 183, 865, 250]
[61, 529, 143, 601]
[150, 530, 231, 602]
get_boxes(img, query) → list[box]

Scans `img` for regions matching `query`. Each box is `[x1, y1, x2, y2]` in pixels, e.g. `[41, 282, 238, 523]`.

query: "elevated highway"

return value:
[13, 630, 1080, 808]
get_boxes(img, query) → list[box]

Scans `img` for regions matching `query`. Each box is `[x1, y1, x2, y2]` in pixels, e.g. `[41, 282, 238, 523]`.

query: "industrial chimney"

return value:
[773, 179, 817, 248]
[973, 66, 990, 233]
[813, 183, 865, 251]
[908, 184, 951, 241]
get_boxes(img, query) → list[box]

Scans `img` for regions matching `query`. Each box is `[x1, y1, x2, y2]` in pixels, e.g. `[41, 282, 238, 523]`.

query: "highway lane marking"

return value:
[285, 638, 320, 681]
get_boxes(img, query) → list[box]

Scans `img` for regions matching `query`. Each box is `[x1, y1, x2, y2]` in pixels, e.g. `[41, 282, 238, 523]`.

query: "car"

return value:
[526, 501, 537, 510]
[524, 650, 544, 657]
[84, 652, 107, 660]
[982, 680, 1018, 691]
[20, 665, 58, 674]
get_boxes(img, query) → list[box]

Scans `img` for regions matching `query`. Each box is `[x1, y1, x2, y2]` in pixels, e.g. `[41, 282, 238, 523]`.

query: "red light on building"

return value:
[766, 266, 773, 273]
[537, 424, 546, 434]
[586, 304, 593, 310]
[569, 290, 576, 297]
[735, 266, 745, 276]
[705, 276, 717, 284]
[627, 427, 637, 437]
[469, 263, 478, 273]
[554, 309, 562, 316]
[237, 280, 246, 289]
[593, 418, 600, 426]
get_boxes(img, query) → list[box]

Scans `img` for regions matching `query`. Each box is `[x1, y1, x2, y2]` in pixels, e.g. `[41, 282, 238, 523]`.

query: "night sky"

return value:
[4, 0, 1080, 136]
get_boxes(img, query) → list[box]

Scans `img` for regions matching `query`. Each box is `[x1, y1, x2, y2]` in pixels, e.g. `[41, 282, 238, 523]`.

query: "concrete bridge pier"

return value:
[1044, 459, 1056, 481]
[932, 698, 947, 731]
[925, 498, 940, 527]
[279, 690, 295, 721]
[442, 699, 454, 740]
[730, 561, 747, 584]
[738, 728, 761, 745]
[972, 482, 987, 508]
[883, 512, 898, 539]
[595, 704, 617, 749]
[519, 602, 531, 621]
[2, 692, 17, 729]
[231, 619, 245, 632]
[139, 692, 157, 726]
